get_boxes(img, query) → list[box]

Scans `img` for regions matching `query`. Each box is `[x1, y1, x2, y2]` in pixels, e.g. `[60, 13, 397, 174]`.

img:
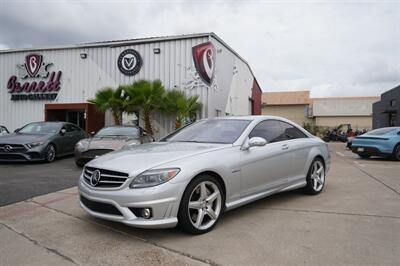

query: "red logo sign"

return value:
[192, 42, 216, 86]
[6, 54, 62, 101]
[25, 54, 43, 77]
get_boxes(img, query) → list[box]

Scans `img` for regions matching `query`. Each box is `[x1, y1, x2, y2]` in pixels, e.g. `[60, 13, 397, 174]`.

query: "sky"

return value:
[0, 0, 399, 97]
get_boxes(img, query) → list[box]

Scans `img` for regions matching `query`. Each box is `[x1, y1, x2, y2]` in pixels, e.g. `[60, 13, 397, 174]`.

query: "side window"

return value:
[65, 124, 74, 133]
[249, 120, 286, 143]
[280, 121, 307, 139]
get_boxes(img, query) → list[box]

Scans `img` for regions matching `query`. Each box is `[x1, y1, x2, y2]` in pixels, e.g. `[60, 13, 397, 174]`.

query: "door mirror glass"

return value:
[60, 128, 66, 135]
[248, 137, 267, 148]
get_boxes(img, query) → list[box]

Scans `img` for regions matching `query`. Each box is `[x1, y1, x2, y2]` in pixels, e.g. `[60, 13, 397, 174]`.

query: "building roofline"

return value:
[312, 96, 380, 100]
[0, 32, 259, 83]
[0, 32, 215, 54]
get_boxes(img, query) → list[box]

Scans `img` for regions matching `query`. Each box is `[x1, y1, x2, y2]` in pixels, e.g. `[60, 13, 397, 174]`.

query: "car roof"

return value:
[211, 115, 297, 123]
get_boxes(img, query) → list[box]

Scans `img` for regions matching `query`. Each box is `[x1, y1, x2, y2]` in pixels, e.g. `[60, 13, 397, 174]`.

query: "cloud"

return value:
[0, 0, 399, 97]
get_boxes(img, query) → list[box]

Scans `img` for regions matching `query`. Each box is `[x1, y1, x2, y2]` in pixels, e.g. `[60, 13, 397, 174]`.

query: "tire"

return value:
[178, 175, 225, 235]
[303, 158, 326, 195]
[359, 154, 371, 159]
[75, 160, 85, 167]
[44, 144, 56, 163]
[392, 144, 400, 161]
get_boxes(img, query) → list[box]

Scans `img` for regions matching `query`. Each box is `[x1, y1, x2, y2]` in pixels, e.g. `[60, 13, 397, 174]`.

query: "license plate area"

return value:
[357, 147, 364, 152]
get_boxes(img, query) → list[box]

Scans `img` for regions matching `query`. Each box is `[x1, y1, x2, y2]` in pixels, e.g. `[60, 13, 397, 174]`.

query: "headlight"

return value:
[75, 141, 89, 152]
[26, 141, 45, 149]
[130, 168, 180, 188]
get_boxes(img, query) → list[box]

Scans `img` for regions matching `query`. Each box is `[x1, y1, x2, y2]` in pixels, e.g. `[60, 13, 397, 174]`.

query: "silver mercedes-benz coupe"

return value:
[79, 116, 330, 234]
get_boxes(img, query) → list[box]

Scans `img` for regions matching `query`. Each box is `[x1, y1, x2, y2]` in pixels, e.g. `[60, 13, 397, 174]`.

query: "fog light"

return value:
[141, 208, 152, 219]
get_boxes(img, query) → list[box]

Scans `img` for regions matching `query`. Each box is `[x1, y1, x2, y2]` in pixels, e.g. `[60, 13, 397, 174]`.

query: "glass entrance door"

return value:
[66, 110, 86, 130]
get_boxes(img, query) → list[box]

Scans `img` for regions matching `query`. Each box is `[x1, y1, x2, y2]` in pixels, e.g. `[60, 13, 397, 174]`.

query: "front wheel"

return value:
[304, 158, 326, 195]
[178, 175, 224, 234]
[44, 144, 56, 163]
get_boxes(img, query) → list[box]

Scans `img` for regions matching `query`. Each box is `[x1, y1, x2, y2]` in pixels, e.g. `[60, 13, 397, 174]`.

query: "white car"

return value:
[79, 116, 330, 234]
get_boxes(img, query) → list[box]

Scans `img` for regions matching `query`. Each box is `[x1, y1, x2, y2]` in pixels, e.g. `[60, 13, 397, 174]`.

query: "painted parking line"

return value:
[336, 151, 345, 157]
[353, 161, 366, 168]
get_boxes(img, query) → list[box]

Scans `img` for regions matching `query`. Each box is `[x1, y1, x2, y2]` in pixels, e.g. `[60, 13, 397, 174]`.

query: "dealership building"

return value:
[0, 33, 261, 139]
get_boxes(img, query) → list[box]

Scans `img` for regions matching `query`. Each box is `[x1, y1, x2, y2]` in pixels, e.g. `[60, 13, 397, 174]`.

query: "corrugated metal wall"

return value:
[0, 36, 209, 139]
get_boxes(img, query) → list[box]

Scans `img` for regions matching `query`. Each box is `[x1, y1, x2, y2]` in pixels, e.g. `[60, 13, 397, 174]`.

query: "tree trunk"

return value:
[174, 119, 182, 130]
[113, 112, 121, 125]
[143, 111, 153, 136]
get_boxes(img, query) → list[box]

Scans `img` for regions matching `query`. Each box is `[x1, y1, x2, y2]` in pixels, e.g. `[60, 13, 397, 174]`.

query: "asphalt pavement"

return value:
[0, 156, 81, 206]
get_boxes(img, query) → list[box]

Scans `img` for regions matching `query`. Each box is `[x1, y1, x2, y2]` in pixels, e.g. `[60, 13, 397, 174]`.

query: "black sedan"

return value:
[0, 122, 86, 162]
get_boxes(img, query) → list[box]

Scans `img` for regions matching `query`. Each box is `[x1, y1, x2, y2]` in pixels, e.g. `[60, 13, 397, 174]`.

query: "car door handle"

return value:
[282, 144, 289, 150]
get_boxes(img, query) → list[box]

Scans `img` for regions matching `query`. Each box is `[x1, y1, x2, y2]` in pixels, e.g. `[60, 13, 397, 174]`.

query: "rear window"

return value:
[365, 128, 396, 136]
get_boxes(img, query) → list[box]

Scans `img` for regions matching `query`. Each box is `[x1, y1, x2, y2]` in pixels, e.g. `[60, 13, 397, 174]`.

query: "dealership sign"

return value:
[117, 49, 142, 76]
[192, 42, 216, 86]
[7, 54, 62, 101]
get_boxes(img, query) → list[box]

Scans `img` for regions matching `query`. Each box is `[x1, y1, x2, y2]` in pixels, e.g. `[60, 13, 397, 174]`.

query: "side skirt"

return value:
[225, 180, 307, 211]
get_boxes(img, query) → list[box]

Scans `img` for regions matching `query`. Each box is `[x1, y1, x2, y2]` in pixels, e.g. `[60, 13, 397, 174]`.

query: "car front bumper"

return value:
[0, 151, 45, 162]
[78, 176, 185, 229]
[351, 146, 392, 157]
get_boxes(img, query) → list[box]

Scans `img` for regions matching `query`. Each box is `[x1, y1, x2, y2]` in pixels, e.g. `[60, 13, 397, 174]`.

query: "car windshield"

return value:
[365, 128, 396, 135]
[19, 122, 61, 134]
[95, 127, 140, 137]
[161, 119, 251, 144]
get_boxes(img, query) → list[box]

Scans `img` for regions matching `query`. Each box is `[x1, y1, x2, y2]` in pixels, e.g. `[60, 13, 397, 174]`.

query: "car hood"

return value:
[0, 133, 52, 145]
[86, 137, 139, 150]
[87, 141, 231, 175]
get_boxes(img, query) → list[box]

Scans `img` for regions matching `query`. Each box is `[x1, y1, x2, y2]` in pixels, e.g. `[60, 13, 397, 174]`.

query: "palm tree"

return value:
[163, 89, 202, 129]
[88, 85, 129, 125]
[126, 80, 165, 136]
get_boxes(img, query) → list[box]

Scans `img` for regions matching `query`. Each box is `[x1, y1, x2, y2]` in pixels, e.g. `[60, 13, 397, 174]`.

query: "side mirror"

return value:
[60, 128, 66, 135]
[242, 137, 267, 150]
[249, 137, 267, 148]
[90, 131, 96, 136]
[142, 131, 148, 136]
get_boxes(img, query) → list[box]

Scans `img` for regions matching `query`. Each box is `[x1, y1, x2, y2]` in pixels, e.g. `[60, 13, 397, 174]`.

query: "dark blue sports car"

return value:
[351, 127, 400, 160]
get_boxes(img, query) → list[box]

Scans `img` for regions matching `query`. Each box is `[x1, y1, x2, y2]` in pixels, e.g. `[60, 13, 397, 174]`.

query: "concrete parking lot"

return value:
[0, 143, 399, 265]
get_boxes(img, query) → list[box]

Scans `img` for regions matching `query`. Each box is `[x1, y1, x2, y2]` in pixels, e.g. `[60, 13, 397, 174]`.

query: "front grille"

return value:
[80, 196, 122, 216]
[83, 166, 129, 188]
[82, 149, 113, 158]
[0, 144, 27, 153]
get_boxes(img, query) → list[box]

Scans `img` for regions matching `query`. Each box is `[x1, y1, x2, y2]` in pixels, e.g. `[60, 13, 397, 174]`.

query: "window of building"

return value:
[390, 99, 396, 107]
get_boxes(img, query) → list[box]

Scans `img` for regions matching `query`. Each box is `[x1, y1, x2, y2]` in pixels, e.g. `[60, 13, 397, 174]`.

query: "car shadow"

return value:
[83, 189, 305, 239]
[0, 154, 74, 165]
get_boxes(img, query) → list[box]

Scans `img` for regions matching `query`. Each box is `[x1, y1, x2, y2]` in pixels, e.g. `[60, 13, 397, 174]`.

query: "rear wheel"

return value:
[178, 175, 224, 234]
[304, 158, 325, 195]
[44, 144, 56, 163]
[392, 144, 400, 161]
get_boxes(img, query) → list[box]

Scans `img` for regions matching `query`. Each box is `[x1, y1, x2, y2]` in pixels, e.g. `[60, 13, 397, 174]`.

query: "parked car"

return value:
[323, 124, 352, 142]
[0, 125, 9, 136]
[0, 121, 86, 162]
[351, 127, 400, 160]
[78, 116, 330, 234]
[74, 125, 153, 167]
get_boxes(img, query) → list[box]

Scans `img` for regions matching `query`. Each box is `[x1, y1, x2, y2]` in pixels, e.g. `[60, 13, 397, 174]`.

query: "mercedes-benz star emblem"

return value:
[91, 170, 101, 186]
[4, 145, 12, 152]
[117, 49, 142, 76]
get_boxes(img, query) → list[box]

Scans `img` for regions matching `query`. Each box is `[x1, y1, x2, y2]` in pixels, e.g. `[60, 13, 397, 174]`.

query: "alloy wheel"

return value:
[46, 145, 56, 162]
[188, 181, 222, 231]
[310, 160, 325, 192]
